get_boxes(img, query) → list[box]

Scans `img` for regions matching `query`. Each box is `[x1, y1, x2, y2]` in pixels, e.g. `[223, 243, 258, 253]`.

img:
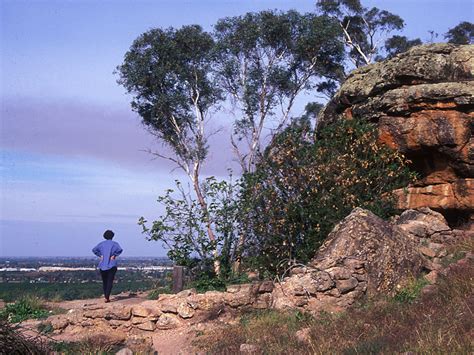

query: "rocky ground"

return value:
[13, 206, 472, 354]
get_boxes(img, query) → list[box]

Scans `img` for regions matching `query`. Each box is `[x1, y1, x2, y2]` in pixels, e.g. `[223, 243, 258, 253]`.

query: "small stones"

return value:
[419, 246, 436, 258]
[295, 327, 311, 344]
[132, 305, 151, 318]
[324, 288, 341, 298]
[177, 302, 195, 319]
[136, 320, 155, 331]
[226, 285, 241, 293]
[293, 286, 306, 296]
[311, 271, 335, 292]
[159, 301, 178, 314]
[83, 309, 104, 319]
[343, 258, 365, 270]
[104, 306, 131, 321]
[254, 293, 273, 309]
[50, 317, 69, 330]
[176, 289, 196, 298]
[258, 281, 274, 293]
[326, 266, 352, 280]
[294, 297, 308, 307]
[424, 270, 439, 284]
[240, 343, 262, 354]
[155, 313, 181, 330]
[336, 277, 358, 294]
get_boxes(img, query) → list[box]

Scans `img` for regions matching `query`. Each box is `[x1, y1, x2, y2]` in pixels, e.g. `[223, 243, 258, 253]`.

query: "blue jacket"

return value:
[92, 240, 123, 270]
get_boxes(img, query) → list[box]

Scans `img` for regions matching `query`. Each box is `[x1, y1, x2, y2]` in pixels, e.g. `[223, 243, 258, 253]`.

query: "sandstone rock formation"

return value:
[318, 44, 474, 224]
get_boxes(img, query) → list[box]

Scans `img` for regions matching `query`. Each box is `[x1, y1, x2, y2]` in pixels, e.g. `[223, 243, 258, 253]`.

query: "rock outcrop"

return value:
[318, 44, 474, 224]
[38, 206, 471, 342]
[272, 208, 425, 312]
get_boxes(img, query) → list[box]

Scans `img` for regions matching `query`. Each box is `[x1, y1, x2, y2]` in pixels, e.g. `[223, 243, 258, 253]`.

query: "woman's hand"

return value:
[110, 255, 116, 260]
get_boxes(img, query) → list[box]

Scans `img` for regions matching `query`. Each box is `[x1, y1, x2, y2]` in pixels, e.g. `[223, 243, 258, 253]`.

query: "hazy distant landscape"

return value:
[0, 257, 172, 301]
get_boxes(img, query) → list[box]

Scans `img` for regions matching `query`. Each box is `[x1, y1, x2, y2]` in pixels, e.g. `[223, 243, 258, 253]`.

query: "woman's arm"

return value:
[92, 244, 102, 257]
[112, 243, 123, 257]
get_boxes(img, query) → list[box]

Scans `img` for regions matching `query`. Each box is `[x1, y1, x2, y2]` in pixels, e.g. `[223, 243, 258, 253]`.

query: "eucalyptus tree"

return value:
[213, 10, 345, 174]
[316, 0, 405, 67]
[116, 25, 224, 275]
[445, 21, 474, 44]
[213, 10, 344, 272]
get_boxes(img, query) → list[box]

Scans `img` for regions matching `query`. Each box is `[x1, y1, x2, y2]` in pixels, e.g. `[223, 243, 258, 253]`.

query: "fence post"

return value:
[172, 266, 185, 293]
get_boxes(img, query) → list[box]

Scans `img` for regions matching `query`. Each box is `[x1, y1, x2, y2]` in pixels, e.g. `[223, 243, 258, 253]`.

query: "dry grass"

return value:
[196, 239, 473, 354]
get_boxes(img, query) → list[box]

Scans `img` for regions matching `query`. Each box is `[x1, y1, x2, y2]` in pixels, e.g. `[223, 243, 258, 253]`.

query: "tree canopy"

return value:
[316, 0, 408, 66]
[214, 10, 345, 172]
[445, 21, 474, 44]
[117, 25, 221, 171]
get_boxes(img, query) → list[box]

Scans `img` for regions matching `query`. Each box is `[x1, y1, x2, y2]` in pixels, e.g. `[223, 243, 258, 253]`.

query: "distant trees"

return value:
[383, 35, 422, 59]
[445, 21, 474, 44]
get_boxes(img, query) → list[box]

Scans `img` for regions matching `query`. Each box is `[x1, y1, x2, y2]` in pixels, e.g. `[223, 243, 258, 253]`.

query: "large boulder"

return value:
[272, 208, 426, 313]
[318, 43, 474, 223]
[310, 208, 425, 296]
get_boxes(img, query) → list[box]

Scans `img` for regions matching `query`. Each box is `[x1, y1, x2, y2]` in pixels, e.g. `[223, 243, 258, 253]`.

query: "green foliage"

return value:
[188, 273, 227, 293]
[139, 175, 240, 278]
[317, 0, 409, 66]
[117, 25, 221, 162]
[239, 119, 416, 275]
[147, 286, 172, 300]
[382, 35, 423, 59]
[393, 278, 429, 304]
[214, 10, 345, 171]
[0, 297, 49, 323]
[444, 21, 474, 44]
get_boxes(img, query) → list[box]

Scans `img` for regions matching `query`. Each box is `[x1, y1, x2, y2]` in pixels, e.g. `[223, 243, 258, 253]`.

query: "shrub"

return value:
[239, 119, 416, 275]
[140, 176, 240, 279]
[0, 320, 48, 354]
[0, 296, 49, 323]
[393, 277, 429, 304]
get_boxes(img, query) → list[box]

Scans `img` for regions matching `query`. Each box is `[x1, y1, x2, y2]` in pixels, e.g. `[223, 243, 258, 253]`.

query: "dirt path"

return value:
[45, 291, 149, 311]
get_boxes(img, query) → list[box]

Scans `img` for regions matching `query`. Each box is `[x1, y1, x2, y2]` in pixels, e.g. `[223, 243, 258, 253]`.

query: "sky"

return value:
[1, 0, 472, 257]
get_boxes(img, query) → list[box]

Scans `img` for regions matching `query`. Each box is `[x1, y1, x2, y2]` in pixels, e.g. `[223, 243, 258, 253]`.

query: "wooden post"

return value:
[172, 266, 185, 293]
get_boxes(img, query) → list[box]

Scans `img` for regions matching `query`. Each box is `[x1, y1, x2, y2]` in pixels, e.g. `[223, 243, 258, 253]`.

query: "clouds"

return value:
[1, 97, 238, 175]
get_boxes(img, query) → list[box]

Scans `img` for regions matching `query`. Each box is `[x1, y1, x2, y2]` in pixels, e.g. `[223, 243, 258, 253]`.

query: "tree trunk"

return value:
[192, 169, 221, 277]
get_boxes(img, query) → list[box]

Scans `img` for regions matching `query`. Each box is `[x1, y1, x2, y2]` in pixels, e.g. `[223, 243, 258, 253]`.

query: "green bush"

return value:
[393, 277, 429, 304]
[0, 297, 49, 323]
[239, 119, 416, 275]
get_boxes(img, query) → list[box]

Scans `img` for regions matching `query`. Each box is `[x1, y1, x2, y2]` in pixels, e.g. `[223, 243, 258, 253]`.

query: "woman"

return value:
[92, 230, 123, 302]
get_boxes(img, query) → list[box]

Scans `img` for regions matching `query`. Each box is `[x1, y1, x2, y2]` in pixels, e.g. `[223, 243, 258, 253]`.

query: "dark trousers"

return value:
[100, 266, 117, 299]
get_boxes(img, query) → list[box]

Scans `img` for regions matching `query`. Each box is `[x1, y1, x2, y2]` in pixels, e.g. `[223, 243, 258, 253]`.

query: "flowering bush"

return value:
[239, 119, 416, 275]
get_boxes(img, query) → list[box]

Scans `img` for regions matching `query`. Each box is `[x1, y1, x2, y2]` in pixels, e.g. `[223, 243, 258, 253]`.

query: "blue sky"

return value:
[1, 0, 472, 256]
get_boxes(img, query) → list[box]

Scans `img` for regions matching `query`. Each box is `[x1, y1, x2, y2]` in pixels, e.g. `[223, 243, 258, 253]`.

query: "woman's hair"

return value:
[103, 230, 115, 240]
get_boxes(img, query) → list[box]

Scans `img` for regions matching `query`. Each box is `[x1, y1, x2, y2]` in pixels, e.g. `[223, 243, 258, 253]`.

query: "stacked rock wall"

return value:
[318, 44, 474, 225]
